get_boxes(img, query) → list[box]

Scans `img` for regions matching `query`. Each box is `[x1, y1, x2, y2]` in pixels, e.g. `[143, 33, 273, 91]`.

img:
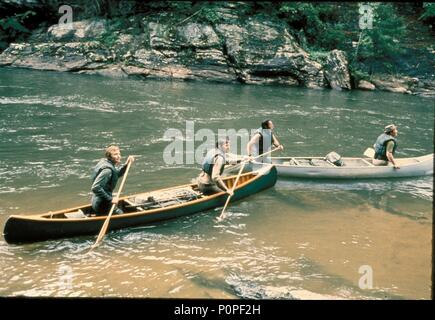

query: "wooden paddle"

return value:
[89, 159, 133, 251]
[217, 147, 280, 221]
[364, 147, 375, 158]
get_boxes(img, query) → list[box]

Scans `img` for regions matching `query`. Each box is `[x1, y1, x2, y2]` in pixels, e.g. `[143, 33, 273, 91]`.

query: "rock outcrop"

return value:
[357, 80, 376, 91]
[0, 7, 432, 97]
[324, 50, 351, 90]
[0, 41, 111, 72]
[214, 19, 324, 87]
[0, 14, 325, 88]
[47, 20, 107, 42]
[371, 76, 412, 95]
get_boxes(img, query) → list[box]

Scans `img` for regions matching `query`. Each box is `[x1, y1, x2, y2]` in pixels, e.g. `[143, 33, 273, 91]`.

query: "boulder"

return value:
[148, 22, 178, 50]
[324, 49, 351, 90]
[176, 23, 220, 49]
[215, 17, 324, 87]
[371, 76, 412, 94]
[357, 80, 376, 91]
[77, 64, 127, 78]
[47, 19, 107, 42]
[0, 41, 111, 71]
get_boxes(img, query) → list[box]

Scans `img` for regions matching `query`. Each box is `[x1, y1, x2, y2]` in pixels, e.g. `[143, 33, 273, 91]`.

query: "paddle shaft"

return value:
[218, 162, 246, 220]
[218, 147, 279, 220]
[250, 147, 281, 162]
[226, 147, 281, 172]
[90, 159, 133, 250]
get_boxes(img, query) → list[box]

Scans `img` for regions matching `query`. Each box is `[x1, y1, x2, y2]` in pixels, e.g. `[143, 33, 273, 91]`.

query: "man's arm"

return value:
[211, 156, 230, 192]
[117, 164, 128, 177]
[117, 156, 135, 177]
[91, 168, 113, 201]
[386, 141, 399, 169]
[246, 133, 261, 155]
[272, 133, 283, 150]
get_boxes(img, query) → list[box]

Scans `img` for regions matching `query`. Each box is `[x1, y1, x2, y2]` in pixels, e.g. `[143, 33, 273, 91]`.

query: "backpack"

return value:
[325, 151, 344, 166]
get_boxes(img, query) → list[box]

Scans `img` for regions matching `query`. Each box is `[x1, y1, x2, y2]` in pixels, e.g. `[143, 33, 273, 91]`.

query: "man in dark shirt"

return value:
[91, 145, 134, 215]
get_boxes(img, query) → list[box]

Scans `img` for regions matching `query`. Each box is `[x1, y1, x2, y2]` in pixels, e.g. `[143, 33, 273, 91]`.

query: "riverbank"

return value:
[0, 2, 434, 97]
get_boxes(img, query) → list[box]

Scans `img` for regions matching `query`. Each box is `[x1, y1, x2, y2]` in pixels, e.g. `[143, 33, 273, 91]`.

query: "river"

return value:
[0, 67, 433, 299]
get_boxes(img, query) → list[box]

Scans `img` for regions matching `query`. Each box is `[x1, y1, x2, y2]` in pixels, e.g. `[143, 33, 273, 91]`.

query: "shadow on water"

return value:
[274, 175, 433, 222]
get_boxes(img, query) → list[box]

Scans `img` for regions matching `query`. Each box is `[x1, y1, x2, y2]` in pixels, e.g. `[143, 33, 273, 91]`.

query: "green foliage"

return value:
[349, 62, 371, 85]
[307, 50, 329, 64]
[97, 18, 126, 49]
[167, 2, 223, 25]
[419, 3, 435, 21]
[277, 2, 357, 51]
[357, 4, 407, 62]
[0, 11, 36, 51]
[0, 11, 35, 34]
[276, 2, 408, 75]
[197, 6, 221, 25]
[100, 31, 118, 48]
[167, 1, 193, 11]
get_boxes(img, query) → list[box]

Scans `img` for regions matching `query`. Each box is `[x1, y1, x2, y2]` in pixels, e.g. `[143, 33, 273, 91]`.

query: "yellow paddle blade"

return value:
[364, 148, 375, 158]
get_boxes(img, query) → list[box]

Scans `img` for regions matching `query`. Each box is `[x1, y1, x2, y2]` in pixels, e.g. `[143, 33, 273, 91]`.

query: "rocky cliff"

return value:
[0, 1, 433, 97]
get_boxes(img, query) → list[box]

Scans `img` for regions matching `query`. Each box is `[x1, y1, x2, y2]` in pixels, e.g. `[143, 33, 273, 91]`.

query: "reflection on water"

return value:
[0, 68, 433, 299]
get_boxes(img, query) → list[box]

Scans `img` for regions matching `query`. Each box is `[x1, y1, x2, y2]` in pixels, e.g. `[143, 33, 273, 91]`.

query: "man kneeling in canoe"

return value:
[373, 124, 400, 169]
[91, 145, 135, 215]
[197, 138, 234, 196]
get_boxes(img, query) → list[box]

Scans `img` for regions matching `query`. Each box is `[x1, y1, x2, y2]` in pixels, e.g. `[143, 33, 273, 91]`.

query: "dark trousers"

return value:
[198, 182, 224, 195]
[91, 196, 123, 216]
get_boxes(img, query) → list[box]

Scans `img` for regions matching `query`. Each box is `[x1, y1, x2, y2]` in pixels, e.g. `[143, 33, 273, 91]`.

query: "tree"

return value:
[419, 3, 435, 27]
[357, 4, 406, 66]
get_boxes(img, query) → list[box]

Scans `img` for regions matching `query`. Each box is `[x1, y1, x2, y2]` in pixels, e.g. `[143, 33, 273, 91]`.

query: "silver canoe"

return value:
[226, 153, 433, 179]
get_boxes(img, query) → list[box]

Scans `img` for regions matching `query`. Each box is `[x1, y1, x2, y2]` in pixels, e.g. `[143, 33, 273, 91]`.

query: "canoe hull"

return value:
[224, 153, 433, 179]
[3, 166, 277, 244]
[250, 154, 433, 179]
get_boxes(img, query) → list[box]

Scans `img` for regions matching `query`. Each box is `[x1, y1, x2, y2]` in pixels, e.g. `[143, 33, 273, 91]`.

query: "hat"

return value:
[384, 124, 396, 133]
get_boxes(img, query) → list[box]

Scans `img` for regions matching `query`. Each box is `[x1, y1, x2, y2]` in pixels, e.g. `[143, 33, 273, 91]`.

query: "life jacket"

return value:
[255, 127, 273, 155]
[374, 133, 397, 161]
[202, 148, 226, 177]
[91, 158, 118, 192]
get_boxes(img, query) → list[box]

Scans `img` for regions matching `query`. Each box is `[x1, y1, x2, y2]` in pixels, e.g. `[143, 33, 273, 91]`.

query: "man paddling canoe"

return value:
[197, 138, 234, 196]
[91, 145, 135, 215]
[246, 119, 283, 163]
